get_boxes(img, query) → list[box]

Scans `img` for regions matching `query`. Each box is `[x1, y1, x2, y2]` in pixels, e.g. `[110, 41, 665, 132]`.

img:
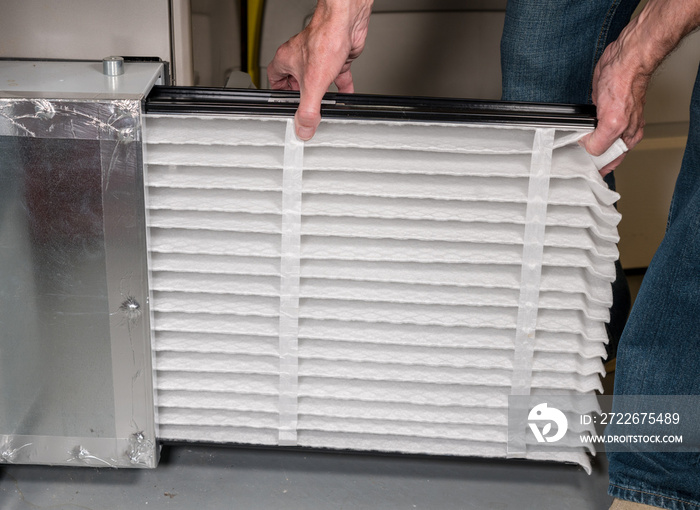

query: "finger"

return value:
[270, 74, 300, 91]
[296, 76, 330, 141]
[334, 69, 355, 94]
[598, 153, 627, 177]
[267, 43, 300, 90]
[268, 66, 289, 90]
[580, 120, 622, 157]
[623, 121, 645, 152]
[267, 54, 289, 89]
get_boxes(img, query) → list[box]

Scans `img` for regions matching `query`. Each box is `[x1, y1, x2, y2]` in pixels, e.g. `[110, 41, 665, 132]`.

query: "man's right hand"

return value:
[267, 0, 373, 141]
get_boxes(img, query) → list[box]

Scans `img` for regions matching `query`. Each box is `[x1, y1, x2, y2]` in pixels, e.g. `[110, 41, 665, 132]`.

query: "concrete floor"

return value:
[0, 441, 614, 510]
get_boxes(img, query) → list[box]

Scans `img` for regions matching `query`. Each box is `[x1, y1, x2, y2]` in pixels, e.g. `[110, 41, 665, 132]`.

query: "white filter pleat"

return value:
[144, 115, 287, 146]
[143, 114, 620, 473]
[147, 188, 281, 214]
[147, 166, 283, 190]
[154, 312, 278, 337]
[302, 196, 619, 239]
[146, 143, 285, 169]
[155, 331, 278, 356]
[306, 120, 537, 154]
[150, 253, 280, 276]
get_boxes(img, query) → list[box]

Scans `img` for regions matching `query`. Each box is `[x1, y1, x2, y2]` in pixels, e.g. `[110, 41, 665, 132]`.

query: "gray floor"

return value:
[1, 442, 613, 510]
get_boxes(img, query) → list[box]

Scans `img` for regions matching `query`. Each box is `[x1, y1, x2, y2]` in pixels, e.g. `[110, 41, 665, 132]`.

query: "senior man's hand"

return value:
[267, 0, 373, 140]
[579, 0, 700, 176]
[579, 37, 650, 176]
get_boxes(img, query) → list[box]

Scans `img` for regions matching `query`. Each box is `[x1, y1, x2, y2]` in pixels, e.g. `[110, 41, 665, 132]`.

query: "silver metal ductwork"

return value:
[0, 60, 164, 468]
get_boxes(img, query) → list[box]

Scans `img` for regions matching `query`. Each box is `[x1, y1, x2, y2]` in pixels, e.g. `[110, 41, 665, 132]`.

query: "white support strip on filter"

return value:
[278, 120, 304, 446]
[512, 128, 555, 394]
[508, 128, 554, 457]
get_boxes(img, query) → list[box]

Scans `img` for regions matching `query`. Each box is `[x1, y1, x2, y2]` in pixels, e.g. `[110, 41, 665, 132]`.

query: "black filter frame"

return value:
[145, 86, 597, 128]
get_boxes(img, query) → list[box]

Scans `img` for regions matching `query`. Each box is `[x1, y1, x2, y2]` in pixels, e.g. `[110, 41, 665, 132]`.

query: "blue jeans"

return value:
[501, 2, 700, 508]
[501, 0, 640, 105]
[606, 68, 700, 510]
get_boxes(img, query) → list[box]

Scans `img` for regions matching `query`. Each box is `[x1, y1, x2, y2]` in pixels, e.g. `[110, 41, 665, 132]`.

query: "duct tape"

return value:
[278, 119, 304, 446]
[509, 128, 555, 457]
[0, 435, 157, 468]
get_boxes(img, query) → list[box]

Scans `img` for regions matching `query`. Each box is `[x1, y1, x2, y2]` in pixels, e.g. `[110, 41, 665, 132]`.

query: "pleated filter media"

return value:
[142, 113, 623, 472]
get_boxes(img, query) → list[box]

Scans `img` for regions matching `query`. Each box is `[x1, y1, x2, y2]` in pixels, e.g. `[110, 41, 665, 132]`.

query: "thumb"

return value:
[295, 82, 327, 141]
[579, 131, 605, 157]
[579, 120, 621, 157]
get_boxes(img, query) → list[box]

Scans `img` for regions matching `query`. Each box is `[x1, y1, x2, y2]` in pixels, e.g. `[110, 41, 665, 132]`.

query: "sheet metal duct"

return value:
[0, 60, 164, 468]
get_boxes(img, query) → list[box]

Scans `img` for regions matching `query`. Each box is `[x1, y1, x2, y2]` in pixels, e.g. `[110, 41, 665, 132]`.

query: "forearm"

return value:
[615, 0, 700, 78]
[312, 0, 374, 28]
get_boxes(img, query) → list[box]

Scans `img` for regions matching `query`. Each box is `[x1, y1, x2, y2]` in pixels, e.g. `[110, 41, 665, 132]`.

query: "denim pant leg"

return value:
[606, 65, 700, 510]
[501, 0, 640, 104]
[500, 0, 639, 359]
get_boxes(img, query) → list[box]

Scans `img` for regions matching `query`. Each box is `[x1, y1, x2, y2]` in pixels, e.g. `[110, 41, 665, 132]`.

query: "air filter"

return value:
[143, 89, 624, 473]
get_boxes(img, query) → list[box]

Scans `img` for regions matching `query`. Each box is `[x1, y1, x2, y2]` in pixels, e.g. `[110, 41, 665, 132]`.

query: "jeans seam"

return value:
[590, 0, 622, 101]
[667, 194, 678, 232]
[610, 482, 700, 509]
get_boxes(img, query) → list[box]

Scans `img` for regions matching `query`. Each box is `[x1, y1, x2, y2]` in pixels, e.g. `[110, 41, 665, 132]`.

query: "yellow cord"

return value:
[247, 0, 264, 88]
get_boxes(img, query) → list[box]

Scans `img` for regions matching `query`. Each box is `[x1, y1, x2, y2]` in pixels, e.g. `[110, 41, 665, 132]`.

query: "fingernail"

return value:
[297, 126, 314, 141]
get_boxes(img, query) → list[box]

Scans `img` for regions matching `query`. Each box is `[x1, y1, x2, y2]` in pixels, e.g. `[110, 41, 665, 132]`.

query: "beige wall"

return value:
[191, 0, 241, 86]
[0, 1, 171, 62]
[0, 0, 195, 85]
